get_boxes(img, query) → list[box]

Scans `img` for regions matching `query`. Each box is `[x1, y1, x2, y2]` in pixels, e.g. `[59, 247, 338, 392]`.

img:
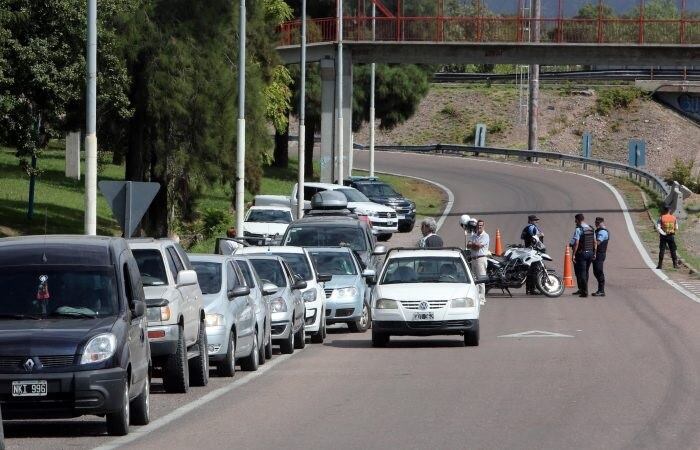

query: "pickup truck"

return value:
[254, 182, 399, 240]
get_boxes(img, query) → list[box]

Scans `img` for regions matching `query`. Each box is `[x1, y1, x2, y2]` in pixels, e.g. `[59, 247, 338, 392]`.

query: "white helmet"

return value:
[459, 214, 471, 229]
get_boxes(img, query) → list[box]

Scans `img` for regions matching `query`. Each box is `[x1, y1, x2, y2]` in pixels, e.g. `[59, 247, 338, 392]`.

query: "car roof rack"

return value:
[346, 176, 379, 182]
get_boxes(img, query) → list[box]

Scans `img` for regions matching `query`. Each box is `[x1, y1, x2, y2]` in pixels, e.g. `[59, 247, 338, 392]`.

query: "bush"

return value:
[201, 208, 234, 238]
[664, 158, 700, 193]
[440, 105, 458, 118]
[595, 87, 644, 115]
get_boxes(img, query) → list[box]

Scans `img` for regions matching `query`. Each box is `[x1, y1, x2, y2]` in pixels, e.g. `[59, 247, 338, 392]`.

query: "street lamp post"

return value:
[84, 0, 97, 235]
[236, 0, 246, 237]
[297, 0, 307, 219]
[336, 0, 344, 183]
[369, 2, 376, 177]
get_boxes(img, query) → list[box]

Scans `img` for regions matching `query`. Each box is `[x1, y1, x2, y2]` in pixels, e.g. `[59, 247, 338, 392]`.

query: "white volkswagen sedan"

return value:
[370, 248, 482, 347]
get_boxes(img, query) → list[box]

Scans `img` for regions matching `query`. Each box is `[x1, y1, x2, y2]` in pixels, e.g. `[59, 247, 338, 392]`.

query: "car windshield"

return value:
[284, 226, 367, 252]
[192, 262, 222, 295]
[246, 209, 292, 224]
[381, 257, 470, 284]
[249, 259, 287, 287]
[337, 188, 370, 203]
[276, 253, 313, 281]
[309, 251, 357, 275]
[132, 249, 168, 286]
[357, 183, 398, 197]
[0, 266, 118, 318]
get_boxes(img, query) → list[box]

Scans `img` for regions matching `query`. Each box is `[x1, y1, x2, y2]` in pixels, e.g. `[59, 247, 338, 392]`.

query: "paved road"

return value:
[6, 150, 700, 449]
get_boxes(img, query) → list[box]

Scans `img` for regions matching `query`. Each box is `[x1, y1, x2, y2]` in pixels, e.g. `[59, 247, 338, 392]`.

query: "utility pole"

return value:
[336, 0, 344, 183]
[84, 0, 97, 235]
[236, 0, 246, 237]
[297, 0, 306, 219]
[527, 0, 540, 155]
[369, 2, 376, 177]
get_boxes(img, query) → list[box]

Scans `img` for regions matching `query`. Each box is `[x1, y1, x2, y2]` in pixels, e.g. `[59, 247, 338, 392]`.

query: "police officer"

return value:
[521, 215, 543, 295]
[570, 213, 597, 298]
[656, 206, 679, 269]
[592, 217, 609, 297]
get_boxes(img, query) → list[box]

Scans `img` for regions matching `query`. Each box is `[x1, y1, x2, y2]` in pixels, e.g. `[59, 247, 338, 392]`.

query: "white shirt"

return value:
[468, 231, 490, 257]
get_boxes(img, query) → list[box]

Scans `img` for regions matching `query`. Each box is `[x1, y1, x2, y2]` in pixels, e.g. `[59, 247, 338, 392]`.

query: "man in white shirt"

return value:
[467, 219, 490, 306]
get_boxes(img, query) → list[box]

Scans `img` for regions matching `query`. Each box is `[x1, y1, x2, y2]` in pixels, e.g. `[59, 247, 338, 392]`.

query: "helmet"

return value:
[459, 214, 471, 229]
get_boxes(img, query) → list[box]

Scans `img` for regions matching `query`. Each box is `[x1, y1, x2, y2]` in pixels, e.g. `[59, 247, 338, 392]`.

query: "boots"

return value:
[656, 255, 663, 270]
[673, 258, 679, 269]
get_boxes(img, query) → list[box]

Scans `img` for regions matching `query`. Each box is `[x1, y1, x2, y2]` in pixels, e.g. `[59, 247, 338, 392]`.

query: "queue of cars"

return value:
[0, 177, 482, 438]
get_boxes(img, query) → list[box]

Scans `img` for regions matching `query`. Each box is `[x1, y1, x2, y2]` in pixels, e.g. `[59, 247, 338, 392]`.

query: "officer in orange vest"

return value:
[656, 207, 679, 269]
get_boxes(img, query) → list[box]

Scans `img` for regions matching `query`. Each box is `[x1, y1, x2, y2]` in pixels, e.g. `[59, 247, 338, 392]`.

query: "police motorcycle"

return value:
[459, 215, 563, 298]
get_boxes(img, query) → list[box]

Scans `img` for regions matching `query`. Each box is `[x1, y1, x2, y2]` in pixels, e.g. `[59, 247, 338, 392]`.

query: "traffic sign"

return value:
[98, 181, 160, 238]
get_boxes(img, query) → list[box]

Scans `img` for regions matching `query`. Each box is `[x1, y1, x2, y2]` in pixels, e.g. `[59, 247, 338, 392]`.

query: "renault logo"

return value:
[418, 301, 429, 310]
[23, 358, 35, 373]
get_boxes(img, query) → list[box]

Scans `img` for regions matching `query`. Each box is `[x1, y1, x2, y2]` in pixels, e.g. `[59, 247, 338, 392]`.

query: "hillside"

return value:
[353, 83, 700, 177]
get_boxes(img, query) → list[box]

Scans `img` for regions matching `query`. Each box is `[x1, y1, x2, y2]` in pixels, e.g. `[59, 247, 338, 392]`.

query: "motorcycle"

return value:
[483, 236, 564, 298]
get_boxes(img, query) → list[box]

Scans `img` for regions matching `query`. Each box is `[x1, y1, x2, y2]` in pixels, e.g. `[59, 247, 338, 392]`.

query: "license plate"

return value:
[387, 221, 395, 226]
[412, 312, 434, 321]
[12, 380, 47, 397]
[397, 215, 405, 220]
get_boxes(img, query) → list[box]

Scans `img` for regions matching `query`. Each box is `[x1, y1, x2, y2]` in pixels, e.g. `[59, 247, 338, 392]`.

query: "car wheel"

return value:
[162, 325, 189, 393]
[294, 322, 306, 349]
[217, 331, 236, 377]
[130, 375, 150, 426]
[371, 329, 389, 347]
[280, 325, 294, 354]
[376, 233, 391, 242]
[348, 303, 370, 333]
[464, 324, 480, 347]
[240, 330, 259, 371]
[258, 328, 266, 365]
[310, 320, 325, 344]
[106, 379, 130, 436]
[322, 317, 328, 338]
[189, 321, 209, 386]
[265, 328, 273, 359]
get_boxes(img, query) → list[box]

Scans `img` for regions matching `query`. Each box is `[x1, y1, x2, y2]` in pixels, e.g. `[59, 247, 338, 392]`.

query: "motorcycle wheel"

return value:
[536, 271, 564, 298]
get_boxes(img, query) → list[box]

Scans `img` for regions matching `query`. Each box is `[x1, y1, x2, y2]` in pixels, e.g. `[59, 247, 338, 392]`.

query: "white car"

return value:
[243, 206, 293, 245]
[370, 248, 482, 347]
[237, 246, 328, 343]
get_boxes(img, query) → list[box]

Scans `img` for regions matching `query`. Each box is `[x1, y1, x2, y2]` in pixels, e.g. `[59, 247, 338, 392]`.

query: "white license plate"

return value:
[397, 215, 405, 220]
[412, 312, 434, 321]
[12, 380, 47, 397]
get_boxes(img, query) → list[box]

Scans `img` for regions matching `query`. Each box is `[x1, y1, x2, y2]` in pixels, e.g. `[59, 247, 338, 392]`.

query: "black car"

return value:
[0, 236, 151, 436]
[344, 177, 416, 232]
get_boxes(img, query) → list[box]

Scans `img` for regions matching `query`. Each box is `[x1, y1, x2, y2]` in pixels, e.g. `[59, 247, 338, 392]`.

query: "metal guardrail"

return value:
[433, 69, 700, 83]
[353, 143, 670, 197]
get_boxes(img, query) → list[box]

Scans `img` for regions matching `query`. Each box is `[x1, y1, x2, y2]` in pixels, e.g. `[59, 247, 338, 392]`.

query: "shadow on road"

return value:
[325, 338, 465, 349]
[4, 420, 106, 438]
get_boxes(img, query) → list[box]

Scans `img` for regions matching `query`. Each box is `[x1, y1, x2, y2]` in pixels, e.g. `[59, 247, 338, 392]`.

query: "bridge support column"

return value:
[319, 53, 353, 183]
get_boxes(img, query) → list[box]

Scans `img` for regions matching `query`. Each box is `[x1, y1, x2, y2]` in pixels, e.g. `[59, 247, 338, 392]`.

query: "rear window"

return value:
[0, 266, 118, 318]
[192, 262, 222, 295]
[249, 259, 287, 288]
[132, 249, 168, 286]
[284, 226, 367, 252]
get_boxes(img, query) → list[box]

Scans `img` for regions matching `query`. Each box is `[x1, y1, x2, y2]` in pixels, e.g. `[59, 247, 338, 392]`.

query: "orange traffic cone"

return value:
[563, 246, 575, 288]
[494, 229, 503, 256]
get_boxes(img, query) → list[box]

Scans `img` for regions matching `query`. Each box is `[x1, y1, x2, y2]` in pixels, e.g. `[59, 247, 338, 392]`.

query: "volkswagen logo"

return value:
[418, 301, 429, 310]
[23, 358, 35, 373]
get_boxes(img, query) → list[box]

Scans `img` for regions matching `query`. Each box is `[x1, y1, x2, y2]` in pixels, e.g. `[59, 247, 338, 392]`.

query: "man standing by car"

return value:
[521, 214, 543, 295]
[467, 219, 490, 306]
[592, 217, 609, 297]
[656, 206, 679, 269]
[418, 217, 444, 248]
[570, 213, 597, 298]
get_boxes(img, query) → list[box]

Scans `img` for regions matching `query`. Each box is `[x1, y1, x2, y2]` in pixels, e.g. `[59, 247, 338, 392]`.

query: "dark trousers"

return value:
[574, 251, 594, 295]
[659, 234, 677, 263]
[593, 252, 606, 293]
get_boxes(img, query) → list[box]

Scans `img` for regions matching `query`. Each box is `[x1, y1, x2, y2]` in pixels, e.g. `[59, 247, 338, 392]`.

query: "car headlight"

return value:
[332, 287, 358, 299]
[450, 297, 474, 308]
[205, 313, 225, 327]
[270, 298, 287, 312]
[302, 289, 317, 302]
[376, 298, 398, 309]
[80, 333, 117, 365]
[147, 305, 171, 322]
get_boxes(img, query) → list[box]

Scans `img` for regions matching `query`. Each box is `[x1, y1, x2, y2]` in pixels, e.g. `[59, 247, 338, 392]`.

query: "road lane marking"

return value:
[94, 349, 304, 450]
[498, 330, 574, 338]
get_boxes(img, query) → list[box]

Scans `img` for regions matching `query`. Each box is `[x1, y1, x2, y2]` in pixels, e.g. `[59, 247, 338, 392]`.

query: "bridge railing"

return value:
[353, 143, 670, 197]
[279, 17, 700, 46]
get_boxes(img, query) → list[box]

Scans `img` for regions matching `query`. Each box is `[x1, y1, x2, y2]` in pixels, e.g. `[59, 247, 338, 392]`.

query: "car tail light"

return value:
[148, 330, 166, 339]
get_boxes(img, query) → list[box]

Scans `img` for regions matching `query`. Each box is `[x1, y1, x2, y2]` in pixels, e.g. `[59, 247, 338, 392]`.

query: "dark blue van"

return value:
[0, 236, 150, 436]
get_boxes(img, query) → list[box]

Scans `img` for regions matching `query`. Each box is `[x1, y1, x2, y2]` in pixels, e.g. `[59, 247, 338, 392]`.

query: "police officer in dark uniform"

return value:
[570, 213, 597, 298]
[521, 215, 543, 295]
[592, 217, 609, 297]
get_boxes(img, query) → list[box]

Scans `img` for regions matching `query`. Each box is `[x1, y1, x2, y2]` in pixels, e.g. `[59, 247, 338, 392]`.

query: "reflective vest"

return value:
[577, 225, 595, 253]
[660, 214, 676, 235]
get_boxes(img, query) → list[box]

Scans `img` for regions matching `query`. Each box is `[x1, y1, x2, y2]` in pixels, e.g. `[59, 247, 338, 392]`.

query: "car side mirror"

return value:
[474, 275, 489, 284]
[176, 269, 198, 286]
[317, 273, 332, 283]
[372, 245, 387, 255]
[262, 282, 279, 296]
[292, 280, 307, 290]
[363, 269, 377, 285]
[131, 301, 146, 318]
[228, 286, 250, 299]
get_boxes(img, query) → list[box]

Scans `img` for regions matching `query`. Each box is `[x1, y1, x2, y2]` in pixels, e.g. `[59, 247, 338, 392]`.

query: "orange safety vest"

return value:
[660, 213, 677, 235]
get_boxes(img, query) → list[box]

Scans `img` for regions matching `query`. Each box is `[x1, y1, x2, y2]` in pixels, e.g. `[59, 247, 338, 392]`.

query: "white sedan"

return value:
[243, 206, 293, 245]
[370, 248, 482, 347]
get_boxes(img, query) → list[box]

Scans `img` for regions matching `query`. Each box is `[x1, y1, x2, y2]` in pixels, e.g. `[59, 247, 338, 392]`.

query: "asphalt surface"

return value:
[6, 150, 700, 449]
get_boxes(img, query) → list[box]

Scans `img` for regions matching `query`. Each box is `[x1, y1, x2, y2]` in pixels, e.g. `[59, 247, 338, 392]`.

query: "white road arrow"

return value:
[498, 330, 574, 338]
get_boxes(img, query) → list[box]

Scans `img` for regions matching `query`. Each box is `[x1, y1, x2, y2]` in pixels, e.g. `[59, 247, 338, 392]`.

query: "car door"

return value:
[123, 255, 149, 385]
[166, 246, 197, 344]
[282, 261, 304, 331]
[226, 261, 254, 355]
[236, 259, 265, 344]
